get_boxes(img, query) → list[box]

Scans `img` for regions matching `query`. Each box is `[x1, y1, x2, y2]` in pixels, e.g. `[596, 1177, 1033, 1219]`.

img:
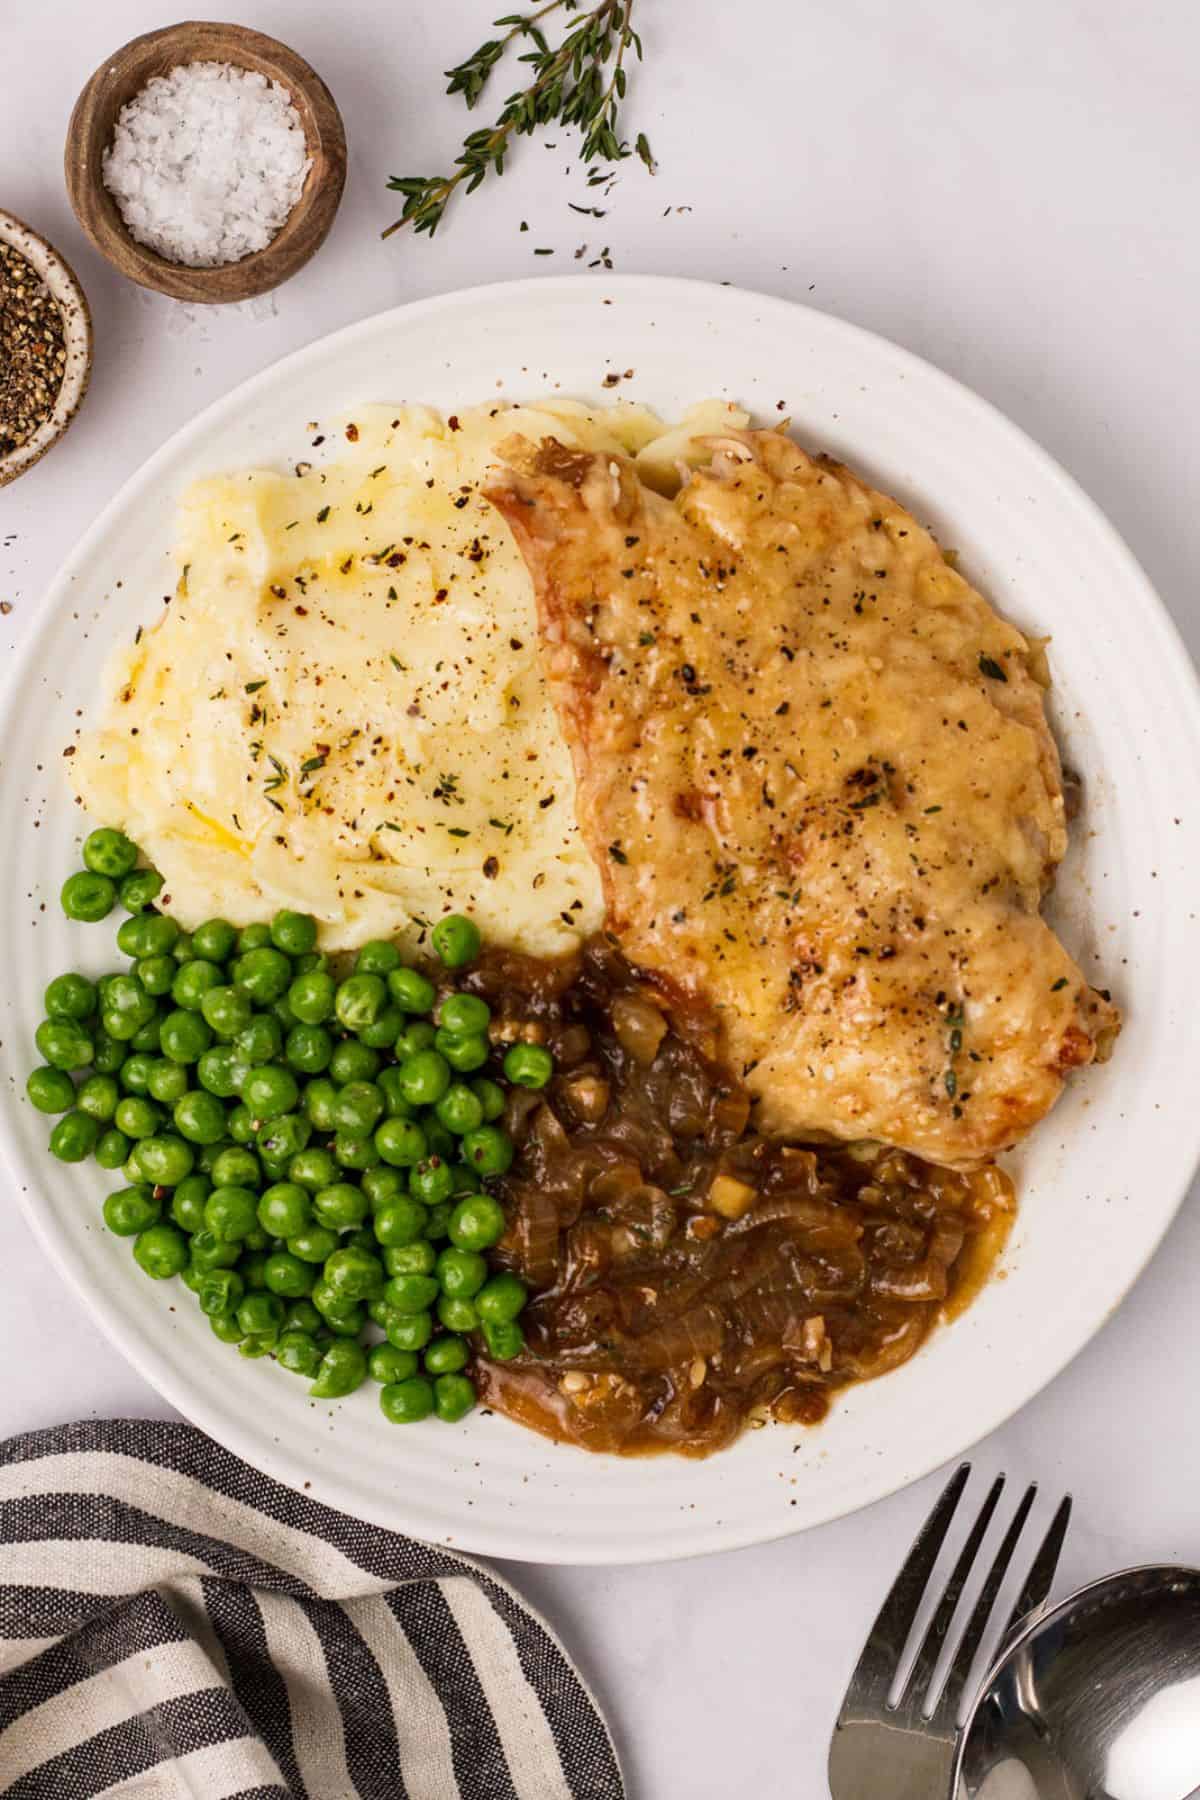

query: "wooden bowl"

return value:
[65, 20, 346, 304]
[0, 210, 93, 488]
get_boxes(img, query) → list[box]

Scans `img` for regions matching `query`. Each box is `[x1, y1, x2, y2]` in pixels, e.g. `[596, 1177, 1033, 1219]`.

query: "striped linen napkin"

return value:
[0, 1420, 623, 1800]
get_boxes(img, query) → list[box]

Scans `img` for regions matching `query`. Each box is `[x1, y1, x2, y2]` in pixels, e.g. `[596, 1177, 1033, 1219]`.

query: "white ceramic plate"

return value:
[2, 277, 1198, 1564]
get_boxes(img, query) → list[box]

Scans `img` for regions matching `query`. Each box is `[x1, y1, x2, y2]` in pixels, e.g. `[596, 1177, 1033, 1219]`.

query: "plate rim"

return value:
[3, 272, 1199, 1564]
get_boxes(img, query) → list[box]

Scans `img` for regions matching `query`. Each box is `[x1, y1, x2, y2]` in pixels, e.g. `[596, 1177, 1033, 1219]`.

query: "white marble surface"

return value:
[3, 2, 1200, 1794]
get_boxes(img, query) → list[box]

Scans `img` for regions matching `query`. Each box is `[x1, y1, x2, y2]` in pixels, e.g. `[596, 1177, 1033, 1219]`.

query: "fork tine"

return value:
[1000, 1492, 1072, 1645]
[849, 1464, 970, 1690]
[894, 1474, 1005, 1713]
[928, 1481, 1037, 1729]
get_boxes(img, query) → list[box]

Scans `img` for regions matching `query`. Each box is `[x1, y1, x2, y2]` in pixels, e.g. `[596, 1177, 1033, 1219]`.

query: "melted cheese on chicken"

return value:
[487, 431, 1119, 1166]
[71, 399, 746, 953]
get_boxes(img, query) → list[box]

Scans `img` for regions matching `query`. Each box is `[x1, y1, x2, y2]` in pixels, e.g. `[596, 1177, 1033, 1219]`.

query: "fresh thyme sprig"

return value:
[383, 0, 653, 240]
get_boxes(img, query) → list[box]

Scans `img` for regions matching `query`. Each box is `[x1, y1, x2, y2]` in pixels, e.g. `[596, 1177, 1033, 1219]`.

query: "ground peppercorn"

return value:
[0, 242, 66, 457]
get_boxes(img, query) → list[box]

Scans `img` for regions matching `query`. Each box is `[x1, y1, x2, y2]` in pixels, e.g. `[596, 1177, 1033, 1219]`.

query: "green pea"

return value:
[115, 1095, 162, 1140]
[361, 1164, 405, 1208]
[331, 1081, 382, 1137]
[310, 1338, 368, 1399]
[410, 1158, 455, 1207]
[103, 1185, 161, 1236]
[96, 1128, 132, 1170]
[386, 1310, 433, 1353]
[236, 922, 272, 953]
[196, 1044, 248, 1099]
[431, 914, 480, 969]
[275, 1329, 324, 1377]
[160, 1010, 212, 1064]
[335, 973, 387, 1032]
[233, 946, 293, 1005]
[310, 1278, 365, 1333]
[61, 870, 116, 923]
[171, 1174, 211, 1233]
[92, 1033, 126, 1075]
[35, 1018, 94, 1071]
[434, 1372, 477, 1423]
[172, 933, 196, 965]
[284, 1299, 324, 1335]
[133, 1222, 189, 1278]
[129, 1016, 162, 1054]
[117, 869, 163, 914]
[146, 1060, 188, 1105]
[435, 1083, 485, 1137]
[476, 1271, 528, 1324]
[173, 1089, 227, 1145]
[287, 1147, 336, 1193]
[482, 1318, 525, 1360]
[200, 986, 252, 1039]
[205, 1185, 259, 1242]
[438, 992, 490, 1036]
[425, 1200, 455, 1241]
[368, 1344, 417, 1384]
[72, 1073, 117, 1123]
[461, 1125, 514, 1177]
[197, 1268, 245, 1318]
[448, 1193, 507, 1252]
[263, 1251, 316, 1298]
[437, 1294, 479, 1334]
[192, 918, 237, 962]
[329, 1040, 380, 1085]
[435, 1245, 488, 1300]
[270, 909, 317, 956]
[424, 1120, 458, 1164]
[323, 1245, 385, 1301]
[118, 1053, 156, 1096]
[380, 1375, 435, 1423]
[287, 968, 336, 1025]
[388, 966, 436, 1014]
[238, 1331, 279, 1359]
[435, 1029, 490, 1073]
[117, 913, 177, 960]
[210, 1145, 259, 1189]
[384, 1240, 437, 1277]
[287, 1224, 340, 1264]
[171, 959, 223, 1012]
[395, 1023, 437, 1063]
[313, 1182, 369, 1230]
[236, 1014, 284, 1067]
[503, 1042, 554, 1090]
[258, 1182, 312, 1237]
[333, 1132, 380, 1172]
[257, 1113, 311, 1167]
[284, 1023, 332, 1074]
[132, 1134, 194, 1187]
[242, 1064, 299, 1120]
[226, 1104, 256, 1146]
[397, 1049, 450, 1108]
[471, 1077, 506, 1123]
[209, 1310, 245, 1344]
[237, 1292, 285, 1336]
[384, 1272, 440, 1314]
[195, 1140, 228, 1176]
[373, 1196, 430, 1247]
[26, 1065, 76, 1113]
[424, 1334, 470, 1375]
[358, 1005, 404, 1050]
[355, 939, 401, 976]
[45, 972, 97, 1022]
[82, 827, 138, 879]
[135, 955, 177, 997]
[371, 1117, 424, 1170]
[188, 1229, 240, 1271]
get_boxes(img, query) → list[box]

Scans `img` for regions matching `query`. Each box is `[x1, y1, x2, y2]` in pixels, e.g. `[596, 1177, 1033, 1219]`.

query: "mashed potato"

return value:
[72, 397, 747, 953]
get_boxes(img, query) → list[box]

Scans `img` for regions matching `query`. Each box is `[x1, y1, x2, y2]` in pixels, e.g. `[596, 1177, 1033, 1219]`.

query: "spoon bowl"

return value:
[957, 1566, 1200, 1800]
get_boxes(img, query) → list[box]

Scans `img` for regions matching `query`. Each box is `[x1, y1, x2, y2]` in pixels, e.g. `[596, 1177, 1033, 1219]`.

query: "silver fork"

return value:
[828, 1464, 1072, 1800]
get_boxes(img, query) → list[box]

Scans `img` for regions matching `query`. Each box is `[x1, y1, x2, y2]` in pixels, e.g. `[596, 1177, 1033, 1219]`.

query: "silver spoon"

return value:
[955, 1565, 1200, 1799]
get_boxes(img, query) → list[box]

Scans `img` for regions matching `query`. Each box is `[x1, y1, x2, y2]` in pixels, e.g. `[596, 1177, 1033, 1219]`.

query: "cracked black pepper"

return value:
[0, 243, 66, 457]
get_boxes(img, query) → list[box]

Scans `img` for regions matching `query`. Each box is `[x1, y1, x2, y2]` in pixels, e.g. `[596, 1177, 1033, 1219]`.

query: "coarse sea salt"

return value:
[102, 61, 312, 269]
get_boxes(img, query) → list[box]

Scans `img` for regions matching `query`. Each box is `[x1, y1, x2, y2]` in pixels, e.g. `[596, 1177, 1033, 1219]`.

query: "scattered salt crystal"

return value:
[102, 61, 312, 269]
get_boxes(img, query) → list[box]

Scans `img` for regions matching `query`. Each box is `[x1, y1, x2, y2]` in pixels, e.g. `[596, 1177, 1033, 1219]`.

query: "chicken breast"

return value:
[487, 431, 1118, 1167]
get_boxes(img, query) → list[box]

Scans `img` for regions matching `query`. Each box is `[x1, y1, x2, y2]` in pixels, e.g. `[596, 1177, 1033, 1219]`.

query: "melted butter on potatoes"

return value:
[72, 398, 745, 953]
